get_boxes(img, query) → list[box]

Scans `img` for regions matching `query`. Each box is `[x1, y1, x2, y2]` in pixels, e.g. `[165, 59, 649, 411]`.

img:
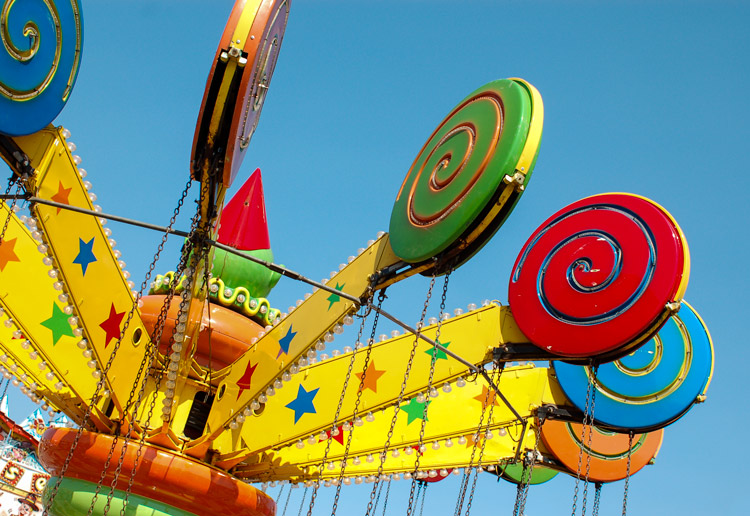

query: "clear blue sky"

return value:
[7, 1, 749, 514]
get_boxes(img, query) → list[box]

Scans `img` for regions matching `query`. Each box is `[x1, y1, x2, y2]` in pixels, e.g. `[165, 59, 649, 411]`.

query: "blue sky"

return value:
[6, 0, 750, 514]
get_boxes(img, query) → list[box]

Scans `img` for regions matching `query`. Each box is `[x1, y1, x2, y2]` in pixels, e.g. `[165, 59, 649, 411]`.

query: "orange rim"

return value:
[38, 427, 275, 516]
[541, 420, 663, 482]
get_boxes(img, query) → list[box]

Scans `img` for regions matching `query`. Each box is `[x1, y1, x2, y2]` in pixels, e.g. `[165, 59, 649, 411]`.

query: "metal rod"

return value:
[21, 196, 527, 425]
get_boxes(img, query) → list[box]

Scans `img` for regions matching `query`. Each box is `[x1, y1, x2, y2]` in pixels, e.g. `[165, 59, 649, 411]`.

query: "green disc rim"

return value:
[389, 79, 532, 263]
[499, 463, 558, 485]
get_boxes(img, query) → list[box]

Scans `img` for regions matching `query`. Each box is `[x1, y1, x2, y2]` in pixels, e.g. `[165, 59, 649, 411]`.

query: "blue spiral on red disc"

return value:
[509, 194, 688, 358]
[0, 0, 83, 136]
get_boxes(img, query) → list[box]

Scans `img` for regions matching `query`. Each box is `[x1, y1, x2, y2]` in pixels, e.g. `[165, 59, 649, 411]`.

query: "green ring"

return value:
[389, 79, 532, 263]
[43, 477, 197, 516]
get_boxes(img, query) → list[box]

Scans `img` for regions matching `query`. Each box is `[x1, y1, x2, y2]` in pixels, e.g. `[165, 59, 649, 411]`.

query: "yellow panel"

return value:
[211, 304, 530, 455]
[236, 366, 559, 482]
[0, 201, 97, 421]
[197, 234, 400, 445]
[231, 0, 264, 48]
[14, 127, 151, 418]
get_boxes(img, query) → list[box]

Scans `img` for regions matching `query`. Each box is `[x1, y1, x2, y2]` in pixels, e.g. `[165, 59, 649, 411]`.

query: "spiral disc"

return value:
[553, 301, 713, 432]
[509, 193, 690, 358]
[0, 0, 83, 136]
[540, 420, 663, 483]
[389, 78, 543, 270]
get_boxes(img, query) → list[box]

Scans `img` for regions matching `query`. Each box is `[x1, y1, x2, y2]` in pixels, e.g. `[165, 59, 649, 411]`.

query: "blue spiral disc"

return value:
[0, 0, 83, 136]
[553, 301, 714, 432]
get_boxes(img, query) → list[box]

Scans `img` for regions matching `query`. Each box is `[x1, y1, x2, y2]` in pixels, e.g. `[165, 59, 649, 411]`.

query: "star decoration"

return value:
[41, 303, 74, 345]
[425, 340, 451, 363]
[50, 181, 72, 213]
[277, 325, 297, 358]
[326, 282, 345, 310]
[400, 397, 430, 425]
[465, 433, 485, 449]
[0, 238, 20, 271]
[285, 384, 320, 424]
[236, 361, 258, 399]
[319, 425, 345, 445]
[473, 385, 500, 410]
[73, 237, 97, 276]
[99, 304, 126, 348]
[356, 360, 386, 393]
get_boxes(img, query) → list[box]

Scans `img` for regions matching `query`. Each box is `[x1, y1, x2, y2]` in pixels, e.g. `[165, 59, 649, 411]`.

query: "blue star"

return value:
[285, 384, 320, 424]
[277, 325, 297, 358]
[73, 237, 97, 276]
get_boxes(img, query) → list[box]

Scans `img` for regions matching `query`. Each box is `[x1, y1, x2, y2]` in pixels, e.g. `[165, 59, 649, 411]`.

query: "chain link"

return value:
[406, 271, 451, 516]
[296, 487, 309, 516]
[592, 482, 602, 516]
[363, 275, 437, 516]
[328, 292, 384, 516]
[418, 481, 428, 516]
[571, 361, 598, 516]
[280, 484, 293, 516]
[580, 365, 598, 516]
[0, 179, 21, 244]
[621, 431, 633, 516]
[514, 416, 542, 516]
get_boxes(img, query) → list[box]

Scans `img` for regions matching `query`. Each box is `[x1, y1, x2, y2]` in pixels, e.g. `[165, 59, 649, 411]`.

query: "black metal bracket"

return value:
[0, 135, 34, 180]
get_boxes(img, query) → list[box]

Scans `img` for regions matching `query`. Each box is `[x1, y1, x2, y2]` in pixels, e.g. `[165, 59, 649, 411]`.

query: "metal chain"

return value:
[621, 432, 633, 516]
[592, 483, 602, 516]
[276, 484, 288, 505]
[515, 417, 542, 516]
[307, 293, 375, 516]
[363, 275, 437, 516]
[280, 484, 293, 516]
[580, 365, 598, 516]
[418, 481, 428, 516]
[296, 487, 309, 516]
[380, 479, 390, 516]
[371, 480, 385, 515]
[0, 180, 21, 244]
[571, 361, 597, 516]
[463, 365, 499, 516]
[454, 364, 499, 516]
[406, 271, 451, 516]
[91, 178, 195, 516]
[329, 292, 385, 515]
[42, 183, 196, 515]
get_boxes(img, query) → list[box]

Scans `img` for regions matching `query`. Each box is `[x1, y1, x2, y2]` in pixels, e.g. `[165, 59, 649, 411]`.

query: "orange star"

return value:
[465, 433, 486, 449]
[50, 181, 72, 214]
[0, 238, 20, 271]
[473, 385, 500, 410]
[356, 360, 386, 393]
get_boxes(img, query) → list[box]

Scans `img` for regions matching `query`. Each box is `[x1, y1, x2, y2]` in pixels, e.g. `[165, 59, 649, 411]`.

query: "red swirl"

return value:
[508, 194, 687, 358]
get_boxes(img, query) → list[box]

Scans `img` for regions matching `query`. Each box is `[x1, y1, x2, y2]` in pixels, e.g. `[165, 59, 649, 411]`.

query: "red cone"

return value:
[217, 168, 270, 251]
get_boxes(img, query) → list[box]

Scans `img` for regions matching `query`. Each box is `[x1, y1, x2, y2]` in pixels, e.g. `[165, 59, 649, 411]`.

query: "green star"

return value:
[400, 397, 430, 425]
[326, 282, 345, 310]
[41, 303, 75, 345]
[425, 340, 451, 363]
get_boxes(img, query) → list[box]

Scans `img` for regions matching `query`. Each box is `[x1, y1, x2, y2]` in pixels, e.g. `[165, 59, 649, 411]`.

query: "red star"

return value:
[319, 425, 345, 445]
[0, 238, 20, 271]
[50, 181, 72, 214]
[236, 361, 258, 399]
[99, 304, 126, 348]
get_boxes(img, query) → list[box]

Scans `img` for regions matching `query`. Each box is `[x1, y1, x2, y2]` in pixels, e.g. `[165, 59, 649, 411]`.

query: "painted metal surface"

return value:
[0, 0, 83, 136]
[38, 427, 276, 516]
[191, 0, 290, 189]
[509, 193, 690, 359]
[497, 462, 558, 485]
[554, 302, 713, 431]
[389, 78, 541, 267]
[541, 420, 663, 483]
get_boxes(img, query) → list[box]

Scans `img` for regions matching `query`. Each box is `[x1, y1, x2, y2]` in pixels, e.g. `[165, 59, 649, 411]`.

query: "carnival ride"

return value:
[0, 1, 713, 515]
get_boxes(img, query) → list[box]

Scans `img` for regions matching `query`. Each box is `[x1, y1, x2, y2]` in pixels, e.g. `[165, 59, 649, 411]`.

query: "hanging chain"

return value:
[380, 479, 391, 516]
[580, 365, 598, 516]
[463, 365, 499, 516]
[329, 292, 384, 516]
[0, 180, 21, 244]
[406, 271, 451, 516]
[371, 480, 385, 515]
[307, 291, 373, 514]
[621, 431, 633, 516]
[418, 481, 428, 516]
[571, 361, 598, 516]
[43, 176, 195, 515]
[276, 484, 288, 506]
[363, 275, 437, 516]
[296, 487, 309, 516]
[515, 416, 542, 516]
[592, 483, 602, 516]
[280, 484, 293, 516]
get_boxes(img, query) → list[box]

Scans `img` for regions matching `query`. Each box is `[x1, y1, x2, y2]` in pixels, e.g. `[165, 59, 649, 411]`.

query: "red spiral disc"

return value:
[508, 193, 689, 358]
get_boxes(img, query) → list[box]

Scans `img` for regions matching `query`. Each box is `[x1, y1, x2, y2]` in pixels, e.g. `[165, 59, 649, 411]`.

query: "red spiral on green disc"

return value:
[389, 79, 538, 266]
[508, 193, 689, 359]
